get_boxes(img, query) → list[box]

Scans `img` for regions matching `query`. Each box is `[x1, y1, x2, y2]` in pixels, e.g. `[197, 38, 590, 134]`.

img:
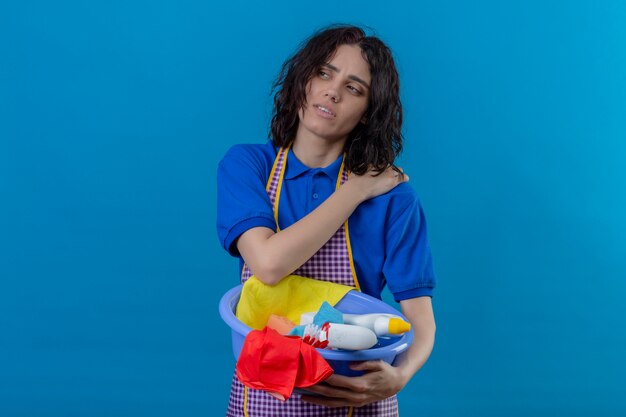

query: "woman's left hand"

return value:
[300, 360, 406, 408]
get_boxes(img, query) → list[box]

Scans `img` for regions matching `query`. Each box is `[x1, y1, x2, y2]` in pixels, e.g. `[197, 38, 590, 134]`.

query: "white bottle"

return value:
[343, 313, 411, 337]
[324, 323, 378, 350]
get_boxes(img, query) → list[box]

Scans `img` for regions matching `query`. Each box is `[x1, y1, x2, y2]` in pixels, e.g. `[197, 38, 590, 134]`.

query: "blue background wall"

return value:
[2, 1, 625, 416]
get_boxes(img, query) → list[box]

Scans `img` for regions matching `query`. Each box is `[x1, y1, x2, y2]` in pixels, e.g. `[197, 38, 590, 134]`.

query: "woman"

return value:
[217, 24, 437, 416]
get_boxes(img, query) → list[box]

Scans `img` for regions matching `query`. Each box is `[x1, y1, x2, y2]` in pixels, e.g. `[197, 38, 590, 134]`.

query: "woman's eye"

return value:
[319, 70, 329, 78]
[348, 86, 362, 95]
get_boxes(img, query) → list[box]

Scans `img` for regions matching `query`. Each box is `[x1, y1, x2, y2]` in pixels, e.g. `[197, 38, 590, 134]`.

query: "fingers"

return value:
[349, 360, 386, 372]
[390, 167, 409, 182]
[305, 374, 369, 394]
[303, 382, 352, 397]
[397, 167, 409, 181]
[324, 374, 364, 390]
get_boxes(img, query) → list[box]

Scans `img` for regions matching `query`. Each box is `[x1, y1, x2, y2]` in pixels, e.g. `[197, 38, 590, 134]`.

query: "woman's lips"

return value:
[314, 104, 336, 119]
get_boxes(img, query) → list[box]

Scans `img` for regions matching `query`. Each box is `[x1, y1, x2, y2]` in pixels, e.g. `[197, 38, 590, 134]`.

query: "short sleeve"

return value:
[382, 192, 437, 301]
[216, 144, 277, 257]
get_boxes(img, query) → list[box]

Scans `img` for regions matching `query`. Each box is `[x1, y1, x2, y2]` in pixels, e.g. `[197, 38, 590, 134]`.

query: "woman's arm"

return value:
[394, 296, 436, 382]
[300, 296, 436, 407]
[236, 167, 408, 285]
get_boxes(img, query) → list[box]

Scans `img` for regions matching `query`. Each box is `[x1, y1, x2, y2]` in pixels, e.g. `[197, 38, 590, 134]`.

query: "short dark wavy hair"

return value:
[269, 24, 403, 175]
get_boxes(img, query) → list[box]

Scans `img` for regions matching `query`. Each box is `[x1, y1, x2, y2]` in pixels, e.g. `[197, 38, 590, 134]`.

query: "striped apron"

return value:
[226, 145, 399, 416]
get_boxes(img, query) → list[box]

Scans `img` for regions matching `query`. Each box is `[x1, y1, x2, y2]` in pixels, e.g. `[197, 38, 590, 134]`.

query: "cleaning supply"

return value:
[311, 301, 344, 326]
[266, 314, 296, 335]
[235, 326, 333, 401]
[343, 313, 411, 337]
[235, 275, 353, 330]
[301, 311, 411, 337]
[301, 322, 378, 350]
[288, 301, 344, 340]
[221, 284, 415, 378]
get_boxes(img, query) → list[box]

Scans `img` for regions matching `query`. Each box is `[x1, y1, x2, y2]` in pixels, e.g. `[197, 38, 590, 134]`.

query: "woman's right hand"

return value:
[345, 166, 409, 202]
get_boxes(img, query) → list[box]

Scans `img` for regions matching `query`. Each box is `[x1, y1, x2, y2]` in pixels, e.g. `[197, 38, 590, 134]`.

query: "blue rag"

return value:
[288, 301, 345, 337]
[313, 301, 344, 326]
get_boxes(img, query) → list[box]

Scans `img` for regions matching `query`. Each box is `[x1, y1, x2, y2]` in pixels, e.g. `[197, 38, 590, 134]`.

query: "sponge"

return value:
[267, 314, 296, 335]
[313, 301, 344, 326]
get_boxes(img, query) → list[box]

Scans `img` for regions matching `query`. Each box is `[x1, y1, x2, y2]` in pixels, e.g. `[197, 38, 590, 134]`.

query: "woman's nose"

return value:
[325, 90, 340, 103]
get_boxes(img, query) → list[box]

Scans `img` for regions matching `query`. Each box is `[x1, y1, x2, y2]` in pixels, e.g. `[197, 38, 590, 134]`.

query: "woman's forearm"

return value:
[396, 297, 436, 386]
[250, 182, 366, 285]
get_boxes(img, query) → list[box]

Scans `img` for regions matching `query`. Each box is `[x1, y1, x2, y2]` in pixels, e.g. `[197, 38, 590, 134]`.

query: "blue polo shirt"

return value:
[216, 141, 436, 301]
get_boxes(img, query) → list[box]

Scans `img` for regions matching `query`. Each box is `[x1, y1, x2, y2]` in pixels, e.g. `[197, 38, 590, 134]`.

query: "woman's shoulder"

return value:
[383, 182, 421, 205]
[364, 182, 424, 221]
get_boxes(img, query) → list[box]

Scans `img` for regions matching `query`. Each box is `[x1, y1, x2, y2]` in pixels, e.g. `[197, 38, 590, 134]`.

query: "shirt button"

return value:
[312, 193, 319, 199]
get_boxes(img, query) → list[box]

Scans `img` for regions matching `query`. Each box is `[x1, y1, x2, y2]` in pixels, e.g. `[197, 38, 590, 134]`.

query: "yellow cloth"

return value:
[236, 275, 354, 330]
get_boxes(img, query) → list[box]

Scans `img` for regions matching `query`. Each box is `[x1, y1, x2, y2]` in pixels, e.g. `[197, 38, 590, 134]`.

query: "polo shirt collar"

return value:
[284, 148, 344, 180]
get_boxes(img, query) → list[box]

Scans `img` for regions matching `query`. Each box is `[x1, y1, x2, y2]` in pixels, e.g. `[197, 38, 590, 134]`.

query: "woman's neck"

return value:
[291, 134, 346, 169]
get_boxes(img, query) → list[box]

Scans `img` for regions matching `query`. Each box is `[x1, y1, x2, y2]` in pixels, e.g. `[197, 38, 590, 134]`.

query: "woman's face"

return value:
[297, 44, 371, 144]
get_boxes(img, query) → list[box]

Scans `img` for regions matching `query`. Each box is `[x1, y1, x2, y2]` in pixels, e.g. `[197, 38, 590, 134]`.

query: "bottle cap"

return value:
[388, 318, 411, 335]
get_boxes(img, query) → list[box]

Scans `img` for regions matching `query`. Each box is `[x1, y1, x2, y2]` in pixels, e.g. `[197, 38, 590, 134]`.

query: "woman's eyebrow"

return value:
[323, 63, 370, 90]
